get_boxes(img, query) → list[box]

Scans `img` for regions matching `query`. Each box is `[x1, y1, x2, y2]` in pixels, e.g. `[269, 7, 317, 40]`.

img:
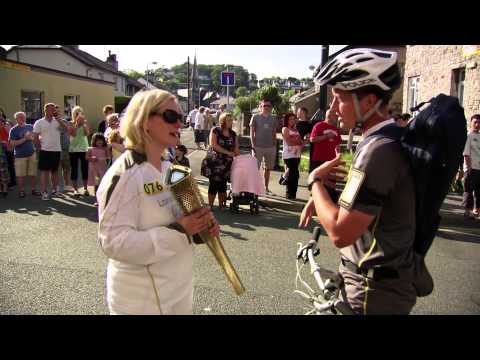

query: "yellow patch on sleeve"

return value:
[339, 168, 366, 210]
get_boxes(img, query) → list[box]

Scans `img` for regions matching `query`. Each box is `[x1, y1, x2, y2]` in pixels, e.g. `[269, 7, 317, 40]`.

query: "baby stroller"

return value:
[228, 149, 265, 214]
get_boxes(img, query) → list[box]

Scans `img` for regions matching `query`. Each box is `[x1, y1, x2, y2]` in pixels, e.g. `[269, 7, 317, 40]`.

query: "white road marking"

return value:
[437, 228, 479, 237]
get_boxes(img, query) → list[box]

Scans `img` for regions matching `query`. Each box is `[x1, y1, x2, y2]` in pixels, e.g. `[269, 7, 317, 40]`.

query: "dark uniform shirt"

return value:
[339, 120, 416, 271]
[296, 120, 313, 139]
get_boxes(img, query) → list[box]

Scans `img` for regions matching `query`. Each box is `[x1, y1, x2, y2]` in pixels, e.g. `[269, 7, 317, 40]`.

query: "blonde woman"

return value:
[205, 112, 239, 210]
[68, 106, 91, 196]
[104, 113, 120, 141]
[96, 89, 219, 315]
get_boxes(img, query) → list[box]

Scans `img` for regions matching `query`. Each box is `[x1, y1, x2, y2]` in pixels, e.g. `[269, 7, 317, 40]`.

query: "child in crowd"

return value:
[0, 142, 9, 197]
[175, 144, 190, 167]
[463, 114, 480, 218]
[107, 129, 125, 164]
[86, 133, 110, 206]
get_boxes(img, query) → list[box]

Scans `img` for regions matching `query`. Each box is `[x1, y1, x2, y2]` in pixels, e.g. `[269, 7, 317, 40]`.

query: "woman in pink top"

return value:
[87, 133, 110, 206]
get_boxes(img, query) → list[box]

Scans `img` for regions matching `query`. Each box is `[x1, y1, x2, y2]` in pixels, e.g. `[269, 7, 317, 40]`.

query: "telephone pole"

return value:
[187, 56, 190, 113]
[318, 45, 329, 117]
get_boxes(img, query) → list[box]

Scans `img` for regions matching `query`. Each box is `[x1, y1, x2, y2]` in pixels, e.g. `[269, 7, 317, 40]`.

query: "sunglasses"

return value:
[263, 104, 272, 108]
[150, 109, 183, 124]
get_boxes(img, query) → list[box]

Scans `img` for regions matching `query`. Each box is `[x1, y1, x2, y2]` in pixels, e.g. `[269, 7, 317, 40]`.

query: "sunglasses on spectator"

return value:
[263, 104, 272, 108]
[150, 109, 183, 124]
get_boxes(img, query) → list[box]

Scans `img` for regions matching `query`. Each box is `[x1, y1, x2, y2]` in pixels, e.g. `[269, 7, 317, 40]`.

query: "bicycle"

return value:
[294, 226, 355, 315]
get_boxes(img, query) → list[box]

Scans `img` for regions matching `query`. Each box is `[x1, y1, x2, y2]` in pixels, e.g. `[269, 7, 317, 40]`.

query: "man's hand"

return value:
[299, 198, 316, 228]
[308, 153, 347, 189]
[24, 131, 34, 141]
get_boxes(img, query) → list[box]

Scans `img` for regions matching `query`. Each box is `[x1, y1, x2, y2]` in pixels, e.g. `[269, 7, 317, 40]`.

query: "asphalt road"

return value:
[1, 128, 479, 315]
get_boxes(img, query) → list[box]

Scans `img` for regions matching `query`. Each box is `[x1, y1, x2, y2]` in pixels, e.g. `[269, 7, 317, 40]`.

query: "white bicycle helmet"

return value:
[314, 48, 401, 92]
[313, 48, 401, 128]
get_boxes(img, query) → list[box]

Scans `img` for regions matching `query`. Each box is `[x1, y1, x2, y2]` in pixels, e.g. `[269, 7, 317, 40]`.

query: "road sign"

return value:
[221, 71, 235, 86]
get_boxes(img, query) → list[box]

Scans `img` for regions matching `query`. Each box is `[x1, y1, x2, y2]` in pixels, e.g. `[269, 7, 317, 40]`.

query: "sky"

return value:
[1, 45, 347, 79]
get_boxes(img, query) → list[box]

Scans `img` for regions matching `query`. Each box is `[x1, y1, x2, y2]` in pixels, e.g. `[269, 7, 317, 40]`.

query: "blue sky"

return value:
[2, 45, 347, 79]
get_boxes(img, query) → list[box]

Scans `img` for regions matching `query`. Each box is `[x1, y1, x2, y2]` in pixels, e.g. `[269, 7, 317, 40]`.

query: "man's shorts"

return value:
[59, 150, 71, 171]
[254, 146, 276, 170]
[15, 153, 38, 177]
[38, 150, 61, 172]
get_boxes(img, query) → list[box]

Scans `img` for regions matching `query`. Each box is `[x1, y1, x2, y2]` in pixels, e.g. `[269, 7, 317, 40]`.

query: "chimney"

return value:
[106, 50, 118, 70]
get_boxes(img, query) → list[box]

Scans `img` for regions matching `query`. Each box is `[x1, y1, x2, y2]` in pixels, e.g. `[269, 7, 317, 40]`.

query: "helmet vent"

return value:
[339, 70, 368, 81]
[373, 51, 391, 58]
[356, 57, 374, 63]
[345, 52, 363, 58]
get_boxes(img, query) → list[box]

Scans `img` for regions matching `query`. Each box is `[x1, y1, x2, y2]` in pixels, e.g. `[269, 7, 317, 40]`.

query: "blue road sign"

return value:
[221, 71, 235, 86]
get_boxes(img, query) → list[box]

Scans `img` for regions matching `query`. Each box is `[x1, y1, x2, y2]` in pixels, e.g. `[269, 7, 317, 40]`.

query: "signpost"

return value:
[221, 70, 235, 110]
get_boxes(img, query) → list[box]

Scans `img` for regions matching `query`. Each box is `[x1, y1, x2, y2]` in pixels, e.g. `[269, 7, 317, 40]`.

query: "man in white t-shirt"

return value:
[463, 114, 480, 218]
[194, 107, 206, 149]
[33, 103, 68, 200]
[187, 105, 198, 131]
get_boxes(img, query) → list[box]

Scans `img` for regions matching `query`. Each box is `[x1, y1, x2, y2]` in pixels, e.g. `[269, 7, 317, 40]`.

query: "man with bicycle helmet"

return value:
[299, 48, 417, 314]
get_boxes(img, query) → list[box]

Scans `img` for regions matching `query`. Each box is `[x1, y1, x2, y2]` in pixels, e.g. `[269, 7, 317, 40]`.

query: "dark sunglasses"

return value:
[262, 104, 272, 108]
[150, 109, 183, 124]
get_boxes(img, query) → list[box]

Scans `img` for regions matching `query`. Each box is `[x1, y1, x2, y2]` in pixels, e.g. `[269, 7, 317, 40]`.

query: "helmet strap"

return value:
[352, 93, 384, 129]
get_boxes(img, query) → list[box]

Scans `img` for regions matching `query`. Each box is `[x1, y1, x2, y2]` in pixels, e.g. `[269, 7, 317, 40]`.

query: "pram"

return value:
[228, 149, 265, 214]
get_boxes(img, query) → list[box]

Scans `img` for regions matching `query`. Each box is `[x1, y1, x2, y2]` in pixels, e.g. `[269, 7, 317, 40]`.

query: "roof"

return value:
[0, 58, 115, 86]
[290, 87, 319, 104]
[210, 96, 235, 105]
[138, 78, 159, 90]
[126, 76, 144, 88]
[7, 45, 138, 82]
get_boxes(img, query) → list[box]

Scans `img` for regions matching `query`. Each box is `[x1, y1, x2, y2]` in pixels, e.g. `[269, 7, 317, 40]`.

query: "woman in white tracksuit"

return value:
[96, 89, 219, 315]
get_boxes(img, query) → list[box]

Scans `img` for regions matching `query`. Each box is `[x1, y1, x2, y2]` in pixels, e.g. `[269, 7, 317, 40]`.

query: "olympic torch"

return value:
[166, 164, 245, 295]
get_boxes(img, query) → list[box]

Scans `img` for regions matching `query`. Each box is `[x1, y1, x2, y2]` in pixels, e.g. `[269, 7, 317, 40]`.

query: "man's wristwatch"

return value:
[308, 177, 323, 191]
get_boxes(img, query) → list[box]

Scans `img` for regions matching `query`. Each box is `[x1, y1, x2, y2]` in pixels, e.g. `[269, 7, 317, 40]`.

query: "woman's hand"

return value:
[178, 207, 219, 237]
[308, 153, 347, 189]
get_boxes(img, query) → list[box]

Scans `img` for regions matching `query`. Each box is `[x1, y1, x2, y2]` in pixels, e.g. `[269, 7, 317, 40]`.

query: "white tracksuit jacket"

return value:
[97, 150, 193, 315]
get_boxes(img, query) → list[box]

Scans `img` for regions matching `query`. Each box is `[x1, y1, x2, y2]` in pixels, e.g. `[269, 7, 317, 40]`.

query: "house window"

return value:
[21, 90, 43, 124]
[98, 72, 104, 80]
[64, 95, 80, 119]
[407, 76, 420, 113]
[452, 68, 466, 106]
[113, 76, 118, 91]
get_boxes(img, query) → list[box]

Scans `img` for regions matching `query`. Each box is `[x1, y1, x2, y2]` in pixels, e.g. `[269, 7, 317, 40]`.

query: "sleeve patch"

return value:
[339, 168, 366, 210]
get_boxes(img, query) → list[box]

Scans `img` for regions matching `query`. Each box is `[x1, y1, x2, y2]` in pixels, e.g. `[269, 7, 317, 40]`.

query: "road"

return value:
[0, 128, 479, 315]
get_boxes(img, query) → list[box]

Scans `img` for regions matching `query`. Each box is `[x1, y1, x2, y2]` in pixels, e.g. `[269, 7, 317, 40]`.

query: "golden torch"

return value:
[166, 164, 245, 296]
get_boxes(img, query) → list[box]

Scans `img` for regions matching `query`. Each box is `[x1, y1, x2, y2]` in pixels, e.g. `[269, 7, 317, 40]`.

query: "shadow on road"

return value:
[214, 206, 312, 238]
[0, 194, 98, 223]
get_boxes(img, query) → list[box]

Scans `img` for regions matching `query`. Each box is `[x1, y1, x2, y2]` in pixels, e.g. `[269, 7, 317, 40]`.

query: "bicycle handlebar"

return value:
[295, 226, 356, 315]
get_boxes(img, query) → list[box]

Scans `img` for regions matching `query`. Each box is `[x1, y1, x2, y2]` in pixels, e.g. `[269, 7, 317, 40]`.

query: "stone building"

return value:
[403, 45, 480, 121]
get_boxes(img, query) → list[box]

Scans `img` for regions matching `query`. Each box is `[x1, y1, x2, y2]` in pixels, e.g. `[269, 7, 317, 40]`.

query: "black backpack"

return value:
[377, 94, 467, 257]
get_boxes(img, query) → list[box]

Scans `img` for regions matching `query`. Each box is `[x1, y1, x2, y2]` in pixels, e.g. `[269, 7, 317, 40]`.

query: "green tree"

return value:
[255, 86, 282, 110]
[235, 86, 248, 98]
[235, 96, 258, 114]
[124, 69, 144, 79]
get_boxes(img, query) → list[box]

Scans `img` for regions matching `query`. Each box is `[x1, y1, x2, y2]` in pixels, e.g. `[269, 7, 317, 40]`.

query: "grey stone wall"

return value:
[403, 45, 480, 120]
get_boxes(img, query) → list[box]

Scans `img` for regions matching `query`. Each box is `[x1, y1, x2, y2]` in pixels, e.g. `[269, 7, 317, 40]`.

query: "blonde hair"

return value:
[71, 106, 84, 126]
[121, 89, 176, 154]
[44, 103, 55, 114]
[108, 129, 123, 144]
[219, 112, 233, 130]
[106, 113, 119, 127]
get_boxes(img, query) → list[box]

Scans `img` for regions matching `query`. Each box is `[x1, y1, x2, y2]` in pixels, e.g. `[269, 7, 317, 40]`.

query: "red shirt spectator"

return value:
[310, 121, 341, 162]
[0, 122, 9, 144]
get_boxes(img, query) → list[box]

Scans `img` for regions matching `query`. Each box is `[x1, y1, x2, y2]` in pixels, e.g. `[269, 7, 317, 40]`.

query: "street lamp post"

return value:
[146, 61, 158, 89]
